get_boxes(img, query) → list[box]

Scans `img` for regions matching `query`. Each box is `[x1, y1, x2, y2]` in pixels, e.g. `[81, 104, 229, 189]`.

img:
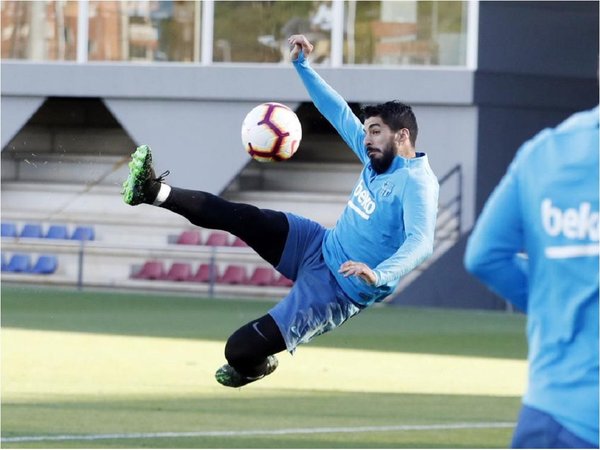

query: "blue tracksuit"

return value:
[293, 52, 439, 306]
[465, 106, 599, 446]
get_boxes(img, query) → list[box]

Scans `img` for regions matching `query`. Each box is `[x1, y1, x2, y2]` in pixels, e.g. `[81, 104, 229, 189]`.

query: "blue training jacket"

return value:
[465, 106, 599, 445]
[293, 52, 439, 306]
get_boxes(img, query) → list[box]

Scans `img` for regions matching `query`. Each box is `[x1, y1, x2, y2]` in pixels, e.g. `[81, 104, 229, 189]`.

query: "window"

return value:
[1, 1, 78, 61]
[1, 0, 470, 67]
[88, 1, 200, 62]
[213, 1, 332, 64]
[344, 1, 468, 66]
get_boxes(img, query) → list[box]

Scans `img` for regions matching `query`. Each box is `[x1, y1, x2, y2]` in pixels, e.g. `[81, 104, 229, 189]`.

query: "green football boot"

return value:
[121, 144, 170, 206]
[215, 355, 279, 388]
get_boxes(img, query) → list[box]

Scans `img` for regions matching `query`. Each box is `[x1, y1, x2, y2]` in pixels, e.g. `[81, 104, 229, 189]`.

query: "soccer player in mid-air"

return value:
[122, 34, 439, 388]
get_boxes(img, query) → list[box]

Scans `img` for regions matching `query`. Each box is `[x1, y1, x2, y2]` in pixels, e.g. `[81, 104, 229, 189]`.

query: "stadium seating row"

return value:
[175, 230, 248, 247]
[1, 253, 58, 274]
[1, 222, 95, 241]
[132, 260, 293, 287]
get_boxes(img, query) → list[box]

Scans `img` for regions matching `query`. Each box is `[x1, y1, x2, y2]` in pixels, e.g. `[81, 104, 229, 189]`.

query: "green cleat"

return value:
[121, 144, 169, 206]
[215, 355, 279, 388]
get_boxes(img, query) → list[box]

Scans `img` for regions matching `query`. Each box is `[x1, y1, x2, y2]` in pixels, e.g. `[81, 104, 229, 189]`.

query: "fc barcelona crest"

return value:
[380, 181, 394, 197]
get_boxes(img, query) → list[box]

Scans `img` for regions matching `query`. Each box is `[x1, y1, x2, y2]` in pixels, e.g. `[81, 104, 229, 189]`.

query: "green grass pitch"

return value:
[1, 284, 527, 448]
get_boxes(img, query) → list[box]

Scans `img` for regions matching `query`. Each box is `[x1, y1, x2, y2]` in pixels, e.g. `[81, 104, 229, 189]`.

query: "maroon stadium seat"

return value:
[218, 265, 248, 285]
[176, 230, 201, 245]
[248, 267, 275, 286]
[189, 263, 218, 283]
[165, 262, 192, 281]
[205, 231, 229, 247]
[231, 236, 249, 247]
[132, 260, 166, 280]
[272, 274, 294, 287]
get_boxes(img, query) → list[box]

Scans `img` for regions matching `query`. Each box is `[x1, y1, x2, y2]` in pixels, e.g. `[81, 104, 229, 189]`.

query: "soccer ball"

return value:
[241, 102, 302, 162]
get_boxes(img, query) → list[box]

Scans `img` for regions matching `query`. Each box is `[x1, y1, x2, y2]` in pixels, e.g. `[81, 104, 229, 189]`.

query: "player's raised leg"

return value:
[122, 145, 288, 388]
[121, 144, 289, 267]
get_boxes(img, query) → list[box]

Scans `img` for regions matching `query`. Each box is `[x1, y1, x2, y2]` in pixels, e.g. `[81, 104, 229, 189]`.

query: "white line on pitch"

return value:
[2, 422, 515, 443]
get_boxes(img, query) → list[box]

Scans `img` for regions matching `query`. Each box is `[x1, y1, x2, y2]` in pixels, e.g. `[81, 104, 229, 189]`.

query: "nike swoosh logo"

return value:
[252, 321, 268, 341]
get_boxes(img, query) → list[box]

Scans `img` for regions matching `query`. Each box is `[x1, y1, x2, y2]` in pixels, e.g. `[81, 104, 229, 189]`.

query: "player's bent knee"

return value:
[224, 315, 286, 372]
[224, 326, 260, 366]
[224, 333, 246, 367]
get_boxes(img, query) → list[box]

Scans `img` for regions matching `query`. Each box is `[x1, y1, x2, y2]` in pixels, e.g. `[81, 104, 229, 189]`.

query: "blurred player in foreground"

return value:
[122, 34, 439, 388]
[464, 105, 599, 448]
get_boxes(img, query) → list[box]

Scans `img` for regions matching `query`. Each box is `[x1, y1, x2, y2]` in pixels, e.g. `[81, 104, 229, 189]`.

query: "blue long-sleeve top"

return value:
[464, 106, 599, 446]
[293, 52, 439, 306]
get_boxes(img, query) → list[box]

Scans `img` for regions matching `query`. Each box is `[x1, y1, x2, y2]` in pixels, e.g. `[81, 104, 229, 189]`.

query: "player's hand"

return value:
[338, 261, 377, 285]
[288, 34, 314, 61]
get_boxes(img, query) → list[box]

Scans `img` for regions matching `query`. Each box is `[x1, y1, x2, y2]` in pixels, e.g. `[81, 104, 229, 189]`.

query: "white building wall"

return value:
[1, 62, 477, 229]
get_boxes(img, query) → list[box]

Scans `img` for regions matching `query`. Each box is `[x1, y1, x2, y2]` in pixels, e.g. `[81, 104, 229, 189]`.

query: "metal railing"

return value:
[0, 237, 286, 299]
[435, 164, 463, 244]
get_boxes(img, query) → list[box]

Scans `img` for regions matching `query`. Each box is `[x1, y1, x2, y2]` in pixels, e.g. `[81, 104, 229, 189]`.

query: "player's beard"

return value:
[368, 141, 396, 174]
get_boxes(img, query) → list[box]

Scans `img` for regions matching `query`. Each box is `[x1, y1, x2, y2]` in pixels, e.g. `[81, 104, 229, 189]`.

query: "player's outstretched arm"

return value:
[464, 152, 528, 312]
[288, 34, 366, 163]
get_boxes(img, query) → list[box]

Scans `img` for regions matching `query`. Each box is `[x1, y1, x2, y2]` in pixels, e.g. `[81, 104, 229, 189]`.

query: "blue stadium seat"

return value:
[1, 253, 8, 271]
[71, 226, 95, 241]
[5, 253, 32, 273]
[31, 255, 58, 274]
[46, 225, 69, 240]
[20, 223, 43, 239]
[1, 222, 17, 238]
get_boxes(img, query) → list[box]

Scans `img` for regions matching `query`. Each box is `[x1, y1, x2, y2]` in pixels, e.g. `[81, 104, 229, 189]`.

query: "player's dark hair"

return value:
[361, 101, 418, 146]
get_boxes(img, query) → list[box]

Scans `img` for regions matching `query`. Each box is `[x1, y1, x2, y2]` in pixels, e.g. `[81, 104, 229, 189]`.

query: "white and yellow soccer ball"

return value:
[241, 102, 302, 162]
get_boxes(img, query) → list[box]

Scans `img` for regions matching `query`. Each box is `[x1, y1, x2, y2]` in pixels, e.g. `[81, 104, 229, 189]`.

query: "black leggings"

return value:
[161, 187, 288, 375]
[162, 187, 288, 267]
[225, 314, 286, 378]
